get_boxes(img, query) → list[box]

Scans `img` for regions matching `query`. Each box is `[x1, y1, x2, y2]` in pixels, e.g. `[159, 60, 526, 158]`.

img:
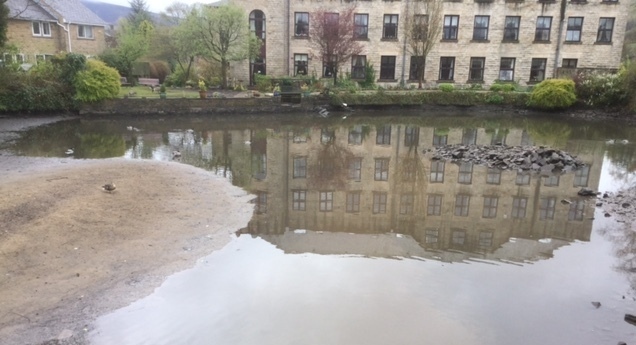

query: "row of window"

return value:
[279, 190, 586, 221]
[31, 21, 94, 39]
[294, 12, 615, 44]
[1, 53, 54, 65]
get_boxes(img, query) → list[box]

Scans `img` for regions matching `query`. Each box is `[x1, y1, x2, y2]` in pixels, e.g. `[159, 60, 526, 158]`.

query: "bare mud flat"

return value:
[0, 156, 254, 345]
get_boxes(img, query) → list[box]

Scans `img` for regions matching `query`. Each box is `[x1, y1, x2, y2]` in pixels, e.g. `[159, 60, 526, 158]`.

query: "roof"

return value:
[6, 0, 109, 26]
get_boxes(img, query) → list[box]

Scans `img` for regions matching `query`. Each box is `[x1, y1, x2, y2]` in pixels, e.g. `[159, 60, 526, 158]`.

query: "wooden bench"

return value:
[138, 78, 160, 87]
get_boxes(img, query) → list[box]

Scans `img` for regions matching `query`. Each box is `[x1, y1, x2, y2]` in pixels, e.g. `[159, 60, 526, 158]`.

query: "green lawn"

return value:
[118, 86, 202, 99]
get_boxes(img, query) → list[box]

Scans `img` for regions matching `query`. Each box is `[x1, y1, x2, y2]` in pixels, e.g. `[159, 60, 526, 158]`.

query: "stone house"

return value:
[230, 0, 629, 87]
[3, 0, 108, 65]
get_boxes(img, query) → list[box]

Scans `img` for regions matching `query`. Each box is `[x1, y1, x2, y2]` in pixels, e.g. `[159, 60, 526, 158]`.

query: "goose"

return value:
[102, 183, 116, 192]
[65, 148, 74, 155]
[172, 150, 182, 158]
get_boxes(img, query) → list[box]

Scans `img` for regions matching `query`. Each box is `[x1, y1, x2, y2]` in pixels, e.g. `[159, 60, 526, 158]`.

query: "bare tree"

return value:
[403, 0, 443, 89]
[309, 7, 363, 85]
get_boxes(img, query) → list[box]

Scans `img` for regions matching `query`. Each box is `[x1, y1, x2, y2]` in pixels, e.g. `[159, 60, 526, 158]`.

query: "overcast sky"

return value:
[93, 0, 212, 13]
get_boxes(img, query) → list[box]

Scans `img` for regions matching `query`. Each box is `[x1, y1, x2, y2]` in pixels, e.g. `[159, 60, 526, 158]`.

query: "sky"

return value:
[94, 0, 212, 13]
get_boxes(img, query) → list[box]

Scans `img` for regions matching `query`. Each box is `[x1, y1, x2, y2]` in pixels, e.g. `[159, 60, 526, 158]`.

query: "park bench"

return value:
[138, 78, 160, 87]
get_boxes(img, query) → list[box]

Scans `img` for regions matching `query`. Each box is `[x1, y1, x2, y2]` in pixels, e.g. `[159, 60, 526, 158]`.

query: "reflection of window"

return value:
[433, 132, 447, 146]
[516, 172, 531, 185]
[574, 166, 590, 187]
[566, 17, 583, 42]
[294, 54, 308, 76]
[430, 161, 445, 183]
[544, 175, 560, 186]
[568, 200, 585, 221]
[376, 125, 391, 145]
[427, 195, 442, 215]
[295, 12, 309, 36]
[292, 130, 307, 143]
[374, 158, 390, 181]
[320, 191, 333, 212]
[380, 56, 396, 80]
[483, 196, 498, 218]
[252, 153, 267, 179]
[321, 128, 334, 143]
[479, 231, 493, 248]
[400, 194, 414, 214]
[597, 18, 614, 43]
[293, 156, 307, 178]
[348, 157, 362, 181]
[402, 159, 417, 182]
[487, 168, 501, 184]
[425, 229, 439, 244]
[452, 229, 466, 245]
[256, 191, 267, 214]
[354, 14, 369, 39]
[409, 56, 425, 81]
[503, 16, 520, 41]
[439, 57, 455, 81]
[512, 197, 528, 219]
[404, 126, 420, 146]
[346, 192, 361, 213]
[530, 58, 547, 82]
[373, 192, 388, 214]
[455, 195, 470, 216]
[539, 197, 556, 220]
[349, 125, 363, 145]
[32, 21, 51, 37]
[499, 58, 515, 81]
[443, 15, 459, 40]
[535, 16, 552, 41]
[383, 14, 398, 39]
[78, 25, 93, 39]
[469, 57, 485, 82]
[292, 190, 306, 211]
[462, 128, 477, 145]
[351, 55, 366, 79]
[458, 162, 473, 184]
[473, 16, 489, 40]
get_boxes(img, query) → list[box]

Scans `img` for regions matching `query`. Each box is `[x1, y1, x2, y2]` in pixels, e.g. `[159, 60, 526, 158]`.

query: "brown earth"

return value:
[0, 156, 254, 345]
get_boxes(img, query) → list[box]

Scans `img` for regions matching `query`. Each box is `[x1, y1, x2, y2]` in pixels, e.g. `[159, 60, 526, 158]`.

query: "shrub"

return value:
[358, 63, 377, 89]
[490, 82, 516, 92]
[485, 93, 504, 104]
[74, 60, 121, 102]
[575, 69, 626, 107]
[527, 79, 576, 110]
[254, 74, 272, 92]
[438, 83, 455, 92]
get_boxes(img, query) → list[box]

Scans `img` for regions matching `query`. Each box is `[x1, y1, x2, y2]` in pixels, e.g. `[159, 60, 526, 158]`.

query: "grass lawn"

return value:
[118, 86, 202, 99]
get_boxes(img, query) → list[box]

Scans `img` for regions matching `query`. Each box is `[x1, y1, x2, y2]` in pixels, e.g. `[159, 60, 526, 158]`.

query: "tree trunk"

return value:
[221, 58, 228, 89]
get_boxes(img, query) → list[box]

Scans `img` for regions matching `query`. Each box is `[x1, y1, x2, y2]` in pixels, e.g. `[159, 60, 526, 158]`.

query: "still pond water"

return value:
[10, 111, 636, 345]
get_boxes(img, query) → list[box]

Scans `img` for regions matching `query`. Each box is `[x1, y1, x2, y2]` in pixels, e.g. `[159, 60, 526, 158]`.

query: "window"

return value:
[402, 159, 417, 182]
[530, 58, 547, 82]
[255, 191, 267, 214]
[376, 125, 391, 145]
[469, 57, 485, 82]
[430, 161, 445, 183]
[544, 175, 560, 186]
[427, 195, 442, 215]
[349, 125, 364, 145]
[439, 57, 455, 81]
[597, 18, 615, 43]
[373, 192, 388, 214]
[323, 55, 336, 77]
[351, 55, 366, 79]
[348, 157, 363, 181]
[479, 231, 493, 248]
[483, 196, 498, 218]
[443, 15, 459, 40]
[499, 58, 515, 81]
[78, 25, 93, 39]
[452, 229, 466, 245]
[292, 190, 307, 211]
[574, 166, 590, 187]
[412, 15, 428, 41]
[380, 56, 396, 80]
[562, 59, 578, 68]
[516, 172, 531, 185]
[535, 17, 552, 42]
[293, 156, 307, 178]
[346, 192, 361, 213]
[295, 12, 309, 37]
[32, 21, 51, 37]
[462, 128, 477, 145]
[409, 56, 425, 81]
[458, 162, 473, 184]
[321, 128, 334, 143]
[512, 197, 528, 219]
[504, 16, 520, 41]
[566, 17, 583, 42]
[473, 16, 490, 40]
[426, 229, 439, 244]
[383, 14, 399, 39]
[320, 191, 334, 212]
[294, 54, 308, 76]
[539, 197, 556, 220]
[354, 14, 369, 39]
[486, 168, 501, 184]
[568, 200, 585, 221]
[292, 130, 307, 143]
[404, 126, 420, 146]
[455, 195, 470, 217]
[433, 130, 448, 146]
[400, 194, 414, 214]
[374, 158, 390, 181]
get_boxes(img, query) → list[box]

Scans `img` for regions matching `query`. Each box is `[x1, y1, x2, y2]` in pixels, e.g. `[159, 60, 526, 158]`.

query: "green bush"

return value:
[527, 79, 577, 110]
[490, 82, 516, 92]
[358, 63, 377, 89]
[485, 93, 504, 104]
[575, 70, 626, 107]
[438, 83, 455, 92]
[74, 60, 121, 102]
[255, 74, 273, 92]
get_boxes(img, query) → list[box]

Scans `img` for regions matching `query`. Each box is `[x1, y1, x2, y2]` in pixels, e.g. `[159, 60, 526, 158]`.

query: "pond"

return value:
[8, 111, 636, 345]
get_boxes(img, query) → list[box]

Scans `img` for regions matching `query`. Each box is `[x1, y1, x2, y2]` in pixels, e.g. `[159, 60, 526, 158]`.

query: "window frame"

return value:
[443, 15, 459, 40]
[380, 55, 396, 80]
[562, 58, 578, 68]
[292, 190, 307, 211]
[439, 56, 455, 81]
[454, 194, 470, 217]
[348, 157, 363, 181]
[512, 197, 528, 219]
[427, 194, 442, 216]
[294, 54, 308, 76]
[32, 21, 52, 37]
[374, 158, 390, 181]
[346, 191, 361, 213]
[503, 16, 520, 41]
[376, 125, 392, 145]
[409, 56, 425, 81]
[400, 193, 414, 215]
[458, 162, 473, 184]
[372, 192, 388, 214]
[566, 17, 583, 42]
[295, 12, 309, 37]
[499, 57, 516, 81]
[482, 196, 498, 218]
[319, 191, 334, 212]
[293, 156, 307, 178]
[473, 15, 490, 41]
[597, 17, 615, 43]
[539, 197, 556, 220]
[530, 58, 547, 82]
[469, 57, 485, 82]
[535, 16, 552, 42]
[77, 25, 93, 39]
[354, 13, 369, 39]
[351, 55, 366, 79]
[383, 14, 399, 39]
[430, 161, 445, 183]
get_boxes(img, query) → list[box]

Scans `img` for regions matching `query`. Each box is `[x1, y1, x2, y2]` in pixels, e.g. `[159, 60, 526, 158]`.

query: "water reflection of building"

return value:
[238, 124, 605, 263]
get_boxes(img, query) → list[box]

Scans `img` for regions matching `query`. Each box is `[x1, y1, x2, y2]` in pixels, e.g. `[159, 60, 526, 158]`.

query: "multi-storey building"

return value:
[230, 0, 628, 87]
[3, 0, 108, 65]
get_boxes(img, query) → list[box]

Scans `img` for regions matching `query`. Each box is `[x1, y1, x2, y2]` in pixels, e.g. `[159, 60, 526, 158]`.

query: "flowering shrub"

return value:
[574, 70, 626, 107]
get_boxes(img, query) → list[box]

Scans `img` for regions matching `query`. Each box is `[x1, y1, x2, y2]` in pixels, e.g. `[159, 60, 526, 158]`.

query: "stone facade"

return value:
[230, 0, 628, 87]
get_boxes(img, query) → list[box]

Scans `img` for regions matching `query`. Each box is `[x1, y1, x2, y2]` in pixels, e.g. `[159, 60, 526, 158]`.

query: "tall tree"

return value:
[128, 0, 152, 28]
[403, 0, 443, 89]
[0, 0, 9, 49]
[187, 4, 254, 89]
[309, 7, 363, 85]
[108, 19, 154, 78]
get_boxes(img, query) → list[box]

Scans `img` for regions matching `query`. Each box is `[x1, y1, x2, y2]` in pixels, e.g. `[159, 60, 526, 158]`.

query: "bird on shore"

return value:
[102, 183, 116, 192]
[172, 150, 182, 158]
[65, 148, 74, 155]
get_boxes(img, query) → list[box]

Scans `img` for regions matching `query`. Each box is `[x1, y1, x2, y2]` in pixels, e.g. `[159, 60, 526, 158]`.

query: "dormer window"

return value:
[78, 25, 93, 39]
[32, 22, 51, 37]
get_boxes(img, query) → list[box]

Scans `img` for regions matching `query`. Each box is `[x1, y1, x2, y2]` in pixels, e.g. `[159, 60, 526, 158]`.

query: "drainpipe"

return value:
[55, 20, 71, 52]
[399, 0, 410, 86]
[553, 0, 567, 78]
[285, 0, 290, 76]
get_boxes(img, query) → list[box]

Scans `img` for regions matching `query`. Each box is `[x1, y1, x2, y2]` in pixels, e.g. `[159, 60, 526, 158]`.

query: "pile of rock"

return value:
[428, 144, 586, 173]
[596, 190, 636, 221]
